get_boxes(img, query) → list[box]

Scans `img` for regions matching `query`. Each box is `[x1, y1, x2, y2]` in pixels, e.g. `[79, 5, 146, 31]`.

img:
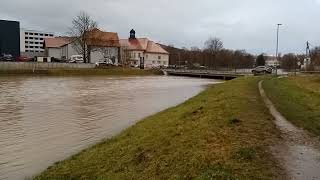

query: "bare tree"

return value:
[69, 11, 97, 63]
[280, 53, 298, 71]
[204, 37, 223, 69]
[204, 37, 223, 53]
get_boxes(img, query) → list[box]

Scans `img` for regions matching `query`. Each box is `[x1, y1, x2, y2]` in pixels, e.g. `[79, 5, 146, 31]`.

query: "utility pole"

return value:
[275, 24, 282, 75]
[178, 52, 181, 69]
[305, 41, 311, 70]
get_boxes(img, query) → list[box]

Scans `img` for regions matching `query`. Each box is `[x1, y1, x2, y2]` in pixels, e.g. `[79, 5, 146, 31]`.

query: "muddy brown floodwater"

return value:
[0, 76, 220, 180]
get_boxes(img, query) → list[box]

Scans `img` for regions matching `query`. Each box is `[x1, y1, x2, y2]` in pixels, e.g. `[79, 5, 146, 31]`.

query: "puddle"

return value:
[259, 81, 320, 180]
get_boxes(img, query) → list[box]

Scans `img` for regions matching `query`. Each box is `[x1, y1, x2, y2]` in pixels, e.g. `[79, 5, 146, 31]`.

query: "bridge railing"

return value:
[164, 68, 253, 75]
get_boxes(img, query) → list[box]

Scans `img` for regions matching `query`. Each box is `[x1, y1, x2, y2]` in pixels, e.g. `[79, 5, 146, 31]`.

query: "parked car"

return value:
[16, 56, 34, 62]
[0, 54, 14, 61]
[252, 66, 273, 74]
[69, 55, 84, 63]
[95, 59, 114, 68]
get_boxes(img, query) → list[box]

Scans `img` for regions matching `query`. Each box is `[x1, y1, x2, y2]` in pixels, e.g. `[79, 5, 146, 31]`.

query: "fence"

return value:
[0, 62, 95, 70]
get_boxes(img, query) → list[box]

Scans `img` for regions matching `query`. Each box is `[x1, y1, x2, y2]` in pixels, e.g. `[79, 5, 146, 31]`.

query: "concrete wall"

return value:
[0, 62, 95, 70]
[21, 51, 45, 58]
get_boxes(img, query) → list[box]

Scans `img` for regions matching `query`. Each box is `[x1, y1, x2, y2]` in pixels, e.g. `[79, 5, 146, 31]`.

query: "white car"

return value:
[69, 55, 84, 63]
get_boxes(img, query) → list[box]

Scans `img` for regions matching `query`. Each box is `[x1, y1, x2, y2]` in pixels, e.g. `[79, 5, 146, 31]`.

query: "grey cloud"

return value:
[1, 0, 320, 54]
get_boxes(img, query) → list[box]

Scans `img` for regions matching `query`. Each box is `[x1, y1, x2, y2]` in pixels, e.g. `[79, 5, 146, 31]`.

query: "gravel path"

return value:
[259, 81, 320, 180]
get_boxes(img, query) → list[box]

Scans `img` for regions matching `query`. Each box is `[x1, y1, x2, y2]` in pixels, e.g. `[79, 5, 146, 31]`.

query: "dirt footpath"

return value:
[259, 81, 320, 180]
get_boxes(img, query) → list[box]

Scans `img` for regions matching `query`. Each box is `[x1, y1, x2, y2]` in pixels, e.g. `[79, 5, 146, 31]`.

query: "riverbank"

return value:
[263, 75, 320, 136]
[34, 77, 285, 179]
[0, 68, 163, 76]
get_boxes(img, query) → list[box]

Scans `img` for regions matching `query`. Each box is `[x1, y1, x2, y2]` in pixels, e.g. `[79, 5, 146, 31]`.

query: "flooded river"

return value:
[0, 76, 220, 179]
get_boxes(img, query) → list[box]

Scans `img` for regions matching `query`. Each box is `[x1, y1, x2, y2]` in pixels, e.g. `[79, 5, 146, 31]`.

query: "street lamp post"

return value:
[275, 23, 282, 75]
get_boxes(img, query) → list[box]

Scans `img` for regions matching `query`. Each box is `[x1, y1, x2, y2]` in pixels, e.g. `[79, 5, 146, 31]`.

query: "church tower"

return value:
[129, 29, 136, 39]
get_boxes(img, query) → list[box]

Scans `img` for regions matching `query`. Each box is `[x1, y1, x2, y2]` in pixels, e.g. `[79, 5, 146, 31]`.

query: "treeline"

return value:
[279, 46, 320, 70]
[160, 37, 255, 69]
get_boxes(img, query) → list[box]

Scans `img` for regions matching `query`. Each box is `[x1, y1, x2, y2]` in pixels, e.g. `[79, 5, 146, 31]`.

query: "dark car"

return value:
[252, 66, 273, 74]
[0, 54, 14, 61]
[16, 56, 34, 62]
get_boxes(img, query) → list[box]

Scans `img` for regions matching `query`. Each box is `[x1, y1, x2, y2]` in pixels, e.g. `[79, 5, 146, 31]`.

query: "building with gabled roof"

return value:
[120, 29, 169, 68]
[44, 28, 120, 64]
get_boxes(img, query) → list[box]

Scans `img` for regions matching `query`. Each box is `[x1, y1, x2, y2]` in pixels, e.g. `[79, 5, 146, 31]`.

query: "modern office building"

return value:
[0, 20, 20, 57]
[20, 29, 54, 57]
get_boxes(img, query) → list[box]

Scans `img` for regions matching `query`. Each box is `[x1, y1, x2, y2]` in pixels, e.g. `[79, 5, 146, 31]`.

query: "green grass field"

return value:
[264, 75, 320, 136]
[0, 68, 163, 76]
[34, 77, 284, 180]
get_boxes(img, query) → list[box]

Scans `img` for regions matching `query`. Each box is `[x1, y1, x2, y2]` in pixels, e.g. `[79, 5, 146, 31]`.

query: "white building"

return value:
[44, 37, 73, 60]
[44, 28, 120, 63]
[20, 29, 54, 57]
[264, 55, 280, 67]
[120, 29, 169, 68]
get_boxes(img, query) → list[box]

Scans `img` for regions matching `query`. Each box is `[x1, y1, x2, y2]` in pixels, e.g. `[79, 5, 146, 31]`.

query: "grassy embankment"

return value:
[35, 77, 284, 179]
[264, 75, 320, 136]
[0, 68, 163, 76]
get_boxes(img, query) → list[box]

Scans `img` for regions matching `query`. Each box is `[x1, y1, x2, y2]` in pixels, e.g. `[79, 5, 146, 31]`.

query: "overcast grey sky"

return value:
[1, 0, 320, 54]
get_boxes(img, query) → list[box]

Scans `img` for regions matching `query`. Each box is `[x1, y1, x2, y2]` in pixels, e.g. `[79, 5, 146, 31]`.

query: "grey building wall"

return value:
[21, 51, 45, 57]
[48, 48, 61, 59]
[90, 47, 119, 64]
[0, 20, 20, 57]
[61, 43, 79, 60]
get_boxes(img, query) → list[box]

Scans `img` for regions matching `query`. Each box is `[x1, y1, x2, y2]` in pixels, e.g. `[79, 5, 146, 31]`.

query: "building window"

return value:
[29, 37, 34, 39]
[25, 41, 28, 44]
[146, 55, 148, 58]
[138, 53, 141, 57]
[25, 46, 29, 48]
[35, 42, 39, 44]
[158, 56, 161, 60]
[30, 42, 34, 44]
[134, 53, 136, 58]
[152, 61, 155, 63]
[50, 34, 53, 37]
[25, 32, 28, 35]
[158, 61, 161, 64]
[40, 33, 43, 36]
[40, 38, 43, 40]
[29, 33, 33, 35]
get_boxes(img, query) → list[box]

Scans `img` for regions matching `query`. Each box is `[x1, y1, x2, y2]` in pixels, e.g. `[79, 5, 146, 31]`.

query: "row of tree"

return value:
[161, 38, 255, 69]
[70, 11, 320, 71]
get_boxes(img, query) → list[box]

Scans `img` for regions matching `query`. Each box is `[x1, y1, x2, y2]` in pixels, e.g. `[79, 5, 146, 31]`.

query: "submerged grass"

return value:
[35, 77, 284, 179]
[264, 75, 320, 136]
[0, 68, 163, 76]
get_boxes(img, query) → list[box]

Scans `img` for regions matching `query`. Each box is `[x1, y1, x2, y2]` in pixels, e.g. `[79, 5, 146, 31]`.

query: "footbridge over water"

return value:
[163, 69, 252, 80]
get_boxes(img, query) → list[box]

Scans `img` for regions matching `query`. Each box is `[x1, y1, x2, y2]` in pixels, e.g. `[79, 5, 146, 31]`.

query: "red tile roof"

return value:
[44, 37, 72, 48]
[120, 38, 169, 54]
[86, 28, 120, 47]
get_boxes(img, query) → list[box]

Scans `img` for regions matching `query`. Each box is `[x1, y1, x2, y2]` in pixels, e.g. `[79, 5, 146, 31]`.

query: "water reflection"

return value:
[0, 76, 220, 179]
